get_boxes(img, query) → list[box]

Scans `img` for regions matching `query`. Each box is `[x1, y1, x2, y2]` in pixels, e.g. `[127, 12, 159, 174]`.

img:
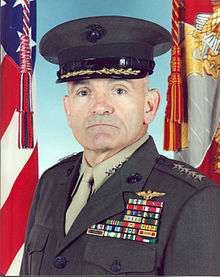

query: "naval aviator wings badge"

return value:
[87, 190, 166, 244]
[136, 190, 166, 200]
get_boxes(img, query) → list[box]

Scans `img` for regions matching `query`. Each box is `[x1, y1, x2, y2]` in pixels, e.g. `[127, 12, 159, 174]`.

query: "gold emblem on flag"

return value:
[215, 123, 220, 144]
[185, 8, 220, 78]
[136, 190, 166, 200]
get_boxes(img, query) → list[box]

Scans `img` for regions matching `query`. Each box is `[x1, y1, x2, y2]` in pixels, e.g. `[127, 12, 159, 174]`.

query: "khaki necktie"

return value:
[65, 167, 94, 234]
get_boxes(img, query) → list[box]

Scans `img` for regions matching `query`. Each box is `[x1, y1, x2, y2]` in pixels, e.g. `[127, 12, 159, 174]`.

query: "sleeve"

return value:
[19, 173, 45, 276]
[163, 185, 220, 276]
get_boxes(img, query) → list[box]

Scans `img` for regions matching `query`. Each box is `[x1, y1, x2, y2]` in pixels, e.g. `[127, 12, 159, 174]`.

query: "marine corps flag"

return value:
[164, 0, 220, 184]
[0, 0, 38, 275]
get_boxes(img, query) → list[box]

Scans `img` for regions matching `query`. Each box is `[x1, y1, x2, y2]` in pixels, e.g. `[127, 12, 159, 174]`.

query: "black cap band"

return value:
[57, 56, 155, 82]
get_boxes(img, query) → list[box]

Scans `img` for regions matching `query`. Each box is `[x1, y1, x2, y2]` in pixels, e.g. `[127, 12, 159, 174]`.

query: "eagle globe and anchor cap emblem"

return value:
[86, 24, 107, 43]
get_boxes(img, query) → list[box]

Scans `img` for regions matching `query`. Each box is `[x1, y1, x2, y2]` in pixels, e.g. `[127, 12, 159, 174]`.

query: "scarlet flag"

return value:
[0, 0, 38, 275]
[164, 0, 220, 185]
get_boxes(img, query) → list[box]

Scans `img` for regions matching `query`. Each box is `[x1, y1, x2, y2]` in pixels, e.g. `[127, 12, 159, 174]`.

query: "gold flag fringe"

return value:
[164, 0, 188, 151]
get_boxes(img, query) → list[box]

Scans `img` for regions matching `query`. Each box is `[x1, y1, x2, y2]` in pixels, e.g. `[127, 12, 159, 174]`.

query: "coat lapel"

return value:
[52, 154, 82, 242]
[56, 136, 160, 254]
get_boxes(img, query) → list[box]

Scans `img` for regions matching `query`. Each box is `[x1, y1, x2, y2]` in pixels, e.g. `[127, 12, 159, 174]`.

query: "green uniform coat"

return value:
[20, 137, 220, 275]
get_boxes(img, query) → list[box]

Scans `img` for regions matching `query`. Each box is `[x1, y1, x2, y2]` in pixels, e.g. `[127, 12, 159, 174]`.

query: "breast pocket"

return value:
[84, 237, 156, 275]
[26, 224, 50, 275]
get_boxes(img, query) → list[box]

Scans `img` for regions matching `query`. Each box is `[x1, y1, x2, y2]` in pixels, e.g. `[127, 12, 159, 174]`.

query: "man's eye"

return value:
[77, 89, 89, 96]
[114, 88, 127, 95]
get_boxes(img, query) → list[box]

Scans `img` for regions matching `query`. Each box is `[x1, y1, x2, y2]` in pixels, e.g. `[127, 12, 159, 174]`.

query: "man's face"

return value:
[64, 77, 159, 152]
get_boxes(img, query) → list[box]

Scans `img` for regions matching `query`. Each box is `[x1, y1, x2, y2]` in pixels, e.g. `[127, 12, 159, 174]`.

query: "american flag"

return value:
[0, 0, 38, 275]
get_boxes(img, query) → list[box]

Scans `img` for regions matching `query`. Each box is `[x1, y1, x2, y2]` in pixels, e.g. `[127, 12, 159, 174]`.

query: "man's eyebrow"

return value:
[72, 79, 90, 86]
[108, 78, 134, 85]
[70, 78, 135, 89]
[108, 79, 130, 83]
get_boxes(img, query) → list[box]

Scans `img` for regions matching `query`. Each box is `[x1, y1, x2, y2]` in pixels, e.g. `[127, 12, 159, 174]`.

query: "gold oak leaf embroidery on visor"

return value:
[61, 68, 141, 79]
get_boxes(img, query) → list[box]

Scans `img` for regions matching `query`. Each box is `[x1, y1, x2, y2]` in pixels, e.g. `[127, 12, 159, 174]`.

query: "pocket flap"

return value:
[26, 225, 50, 253]
[85, 237, 156, 274]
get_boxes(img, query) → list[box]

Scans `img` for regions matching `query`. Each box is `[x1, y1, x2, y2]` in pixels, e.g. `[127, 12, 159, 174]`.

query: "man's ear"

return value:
[63, 95, 71, 127]
[143, 88, 160, 125]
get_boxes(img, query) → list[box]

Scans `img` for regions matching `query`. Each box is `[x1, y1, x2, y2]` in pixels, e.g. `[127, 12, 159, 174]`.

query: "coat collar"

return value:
[54, 136, 160, 255]
[80, 132, 150, 193]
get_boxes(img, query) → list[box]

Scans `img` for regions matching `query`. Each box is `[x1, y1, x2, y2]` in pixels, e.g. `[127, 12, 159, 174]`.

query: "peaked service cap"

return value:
[39, 15, 172, 83]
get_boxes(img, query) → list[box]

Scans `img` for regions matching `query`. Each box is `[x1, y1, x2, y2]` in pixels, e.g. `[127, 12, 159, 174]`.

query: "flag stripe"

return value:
[0, 55, 20, 139]
[1, 111, 35, 208]
[6, 245, 24, 276]
[0, 145, 38, 274]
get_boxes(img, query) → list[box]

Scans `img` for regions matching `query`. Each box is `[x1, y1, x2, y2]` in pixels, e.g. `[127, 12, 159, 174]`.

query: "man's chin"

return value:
[84, 135, 119, 151]
[88, 141, 114, 151]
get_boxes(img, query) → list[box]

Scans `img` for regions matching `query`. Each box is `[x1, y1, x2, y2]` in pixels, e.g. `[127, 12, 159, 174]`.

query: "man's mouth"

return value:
[87, 123, 118, 128]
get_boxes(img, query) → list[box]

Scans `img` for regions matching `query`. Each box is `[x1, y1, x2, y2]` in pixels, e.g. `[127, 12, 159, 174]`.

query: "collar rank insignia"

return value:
[173, 163, 205, 181]
[136, 190, 166, 200]
[87, 190, 165, 244]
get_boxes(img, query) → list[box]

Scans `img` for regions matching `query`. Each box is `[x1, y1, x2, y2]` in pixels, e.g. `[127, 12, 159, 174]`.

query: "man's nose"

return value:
[90, 92, 114, 115]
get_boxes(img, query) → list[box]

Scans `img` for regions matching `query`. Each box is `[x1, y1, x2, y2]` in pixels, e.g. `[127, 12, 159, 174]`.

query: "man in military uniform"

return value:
[20, 16, 220, 275]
